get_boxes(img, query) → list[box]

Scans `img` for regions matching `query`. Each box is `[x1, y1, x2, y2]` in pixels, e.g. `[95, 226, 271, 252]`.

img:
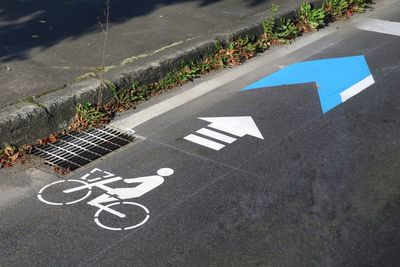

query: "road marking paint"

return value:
[357, 18, 400, 37]
[38, 167, 174, 231]
[242, 55, 374, 113]
[184, 116, 263, 151]
[340, 74, 375, 102]
[198, 116, 264, 139]
[37, 180, 92, 206]
[196, 128, 237, 143]
[183, 134, 225, 150]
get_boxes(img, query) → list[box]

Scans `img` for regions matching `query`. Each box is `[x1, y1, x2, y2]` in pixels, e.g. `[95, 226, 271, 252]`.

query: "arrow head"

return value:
[198, 116, 264, 139]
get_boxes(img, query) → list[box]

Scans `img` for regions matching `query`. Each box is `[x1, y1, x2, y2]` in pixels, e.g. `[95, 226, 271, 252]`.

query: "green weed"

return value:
[262, 4, 300, 43]
[75, 101, 107, 127]
[324, 0, 351, 18]
[109, 81, 150, 111]
[348, 0, 372, 12]
[297, 2, 326, 31]
[274, 18, 300, 41]
[323, 0, 371, 18]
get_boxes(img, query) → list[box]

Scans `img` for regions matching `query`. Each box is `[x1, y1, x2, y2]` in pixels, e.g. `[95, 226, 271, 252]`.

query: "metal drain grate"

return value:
[32, 127, 134, 171]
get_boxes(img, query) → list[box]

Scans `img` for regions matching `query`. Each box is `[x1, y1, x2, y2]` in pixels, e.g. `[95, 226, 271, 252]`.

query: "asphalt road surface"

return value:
[1, 1, 400, 266]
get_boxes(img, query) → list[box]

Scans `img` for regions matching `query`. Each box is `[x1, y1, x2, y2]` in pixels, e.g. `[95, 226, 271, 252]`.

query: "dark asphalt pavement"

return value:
[1, 2, 400, 266]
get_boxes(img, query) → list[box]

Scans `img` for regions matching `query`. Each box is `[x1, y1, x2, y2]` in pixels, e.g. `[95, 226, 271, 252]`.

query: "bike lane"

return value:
[84, 59, 400, 265]
[1, 5, 400, 266]
[81, 8, 400, 265]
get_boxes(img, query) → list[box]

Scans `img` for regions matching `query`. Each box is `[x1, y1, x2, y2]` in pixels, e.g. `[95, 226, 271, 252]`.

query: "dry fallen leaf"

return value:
[4, 146, 15, 157]
[9, 152, 19, 162]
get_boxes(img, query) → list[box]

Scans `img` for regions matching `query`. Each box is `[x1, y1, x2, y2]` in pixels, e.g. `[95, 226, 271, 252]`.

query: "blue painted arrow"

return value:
[242, 55, 374, 113]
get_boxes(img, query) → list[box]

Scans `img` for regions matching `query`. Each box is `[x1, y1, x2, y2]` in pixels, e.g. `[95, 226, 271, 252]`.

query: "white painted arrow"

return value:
[184, 116, 263, 150]
[358, 18, 400, 37]
[198, 116, 264, 139]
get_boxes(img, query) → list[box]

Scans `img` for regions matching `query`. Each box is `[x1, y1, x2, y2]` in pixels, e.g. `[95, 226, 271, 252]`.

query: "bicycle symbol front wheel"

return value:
[94, 202, 150, 231]
[38, 179, 92, 205]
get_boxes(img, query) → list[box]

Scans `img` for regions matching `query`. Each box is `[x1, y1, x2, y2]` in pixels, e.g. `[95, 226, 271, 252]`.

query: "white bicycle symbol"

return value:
[37, 167, 174, 231]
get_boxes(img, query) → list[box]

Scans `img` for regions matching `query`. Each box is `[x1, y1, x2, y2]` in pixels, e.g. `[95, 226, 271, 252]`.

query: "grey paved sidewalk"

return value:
[0, 0, 300, 109]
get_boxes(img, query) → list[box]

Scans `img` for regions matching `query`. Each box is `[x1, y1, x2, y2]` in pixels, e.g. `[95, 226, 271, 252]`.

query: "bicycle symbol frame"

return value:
[37, 168, 173, 231]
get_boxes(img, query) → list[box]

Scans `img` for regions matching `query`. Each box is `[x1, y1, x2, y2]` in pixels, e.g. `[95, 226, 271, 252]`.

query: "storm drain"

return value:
[32, 127, 134, 171]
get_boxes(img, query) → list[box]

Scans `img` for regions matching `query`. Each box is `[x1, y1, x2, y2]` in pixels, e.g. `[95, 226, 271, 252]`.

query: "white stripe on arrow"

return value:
[358, 18, 400, 37]
[340, 74, 375, 102]
[196, 128, 237, 144]
[184, 134, 225, 150]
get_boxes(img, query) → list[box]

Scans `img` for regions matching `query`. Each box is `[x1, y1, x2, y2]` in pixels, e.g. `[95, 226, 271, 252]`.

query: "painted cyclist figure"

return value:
[87, 168, 174, 211]
[38, 167, 175, 230]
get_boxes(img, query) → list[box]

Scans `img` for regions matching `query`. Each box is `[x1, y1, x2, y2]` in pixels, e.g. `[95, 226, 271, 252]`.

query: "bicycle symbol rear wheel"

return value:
[37, 179, 92, 205]
[94, 202, 150, 231]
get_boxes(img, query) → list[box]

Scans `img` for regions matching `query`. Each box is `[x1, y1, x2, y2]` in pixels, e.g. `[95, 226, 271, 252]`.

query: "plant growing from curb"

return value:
[70, 101, 110, 131]
[324, 0, 352, 18]
[262, 4, 300, 44]
[297, 1, 326, 31]
[323, 0, 370, 19]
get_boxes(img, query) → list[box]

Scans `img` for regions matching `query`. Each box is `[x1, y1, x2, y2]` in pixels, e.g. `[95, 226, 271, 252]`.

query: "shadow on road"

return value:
[0, 0, 267, 62]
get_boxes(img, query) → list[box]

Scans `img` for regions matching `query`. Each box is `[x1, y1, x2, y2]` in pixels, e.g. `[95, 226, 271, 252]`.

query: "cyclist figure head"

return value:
[157, 168, 174, 177]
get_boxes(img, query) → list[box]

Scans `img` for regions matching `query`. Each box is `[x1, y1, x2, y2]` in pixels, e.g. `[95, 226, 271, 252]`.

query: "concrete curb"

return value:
[0, 2, 320, 145]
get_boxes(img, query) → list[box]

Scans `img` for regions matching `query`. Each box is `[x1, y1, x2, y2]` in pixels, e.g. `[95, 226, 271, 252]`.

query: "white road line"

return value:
[183, 134, 225, 150]
[340, 74, 375, 102]
[196, 128, 237, 143]
[357, 18, 400, 37]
